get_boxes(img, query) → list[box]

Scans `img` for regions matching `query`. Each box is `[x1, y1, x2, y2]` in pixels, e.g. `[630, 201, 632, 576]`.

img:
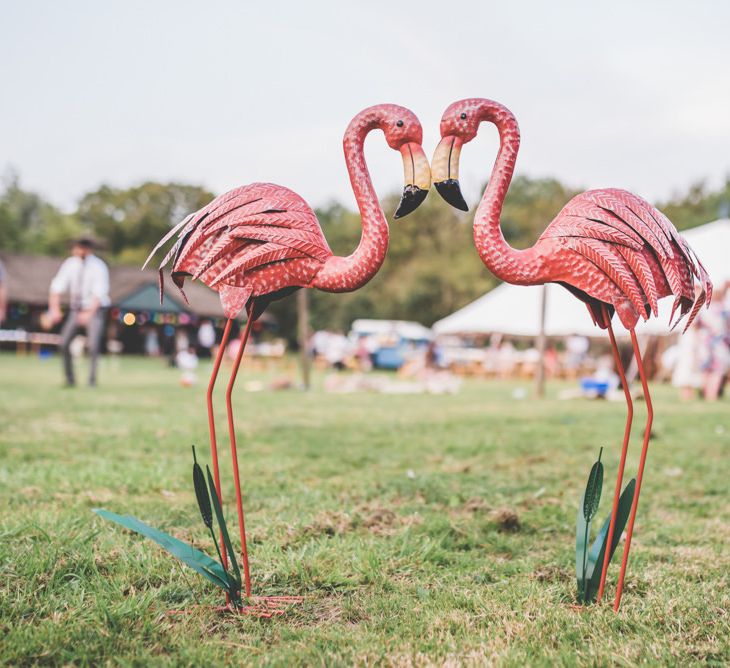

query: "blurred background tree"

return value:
[76, 182, 214, 265]
[658, 178, 730, 231]
[500, 176, 580, 248]
[0, 170, 82, 255]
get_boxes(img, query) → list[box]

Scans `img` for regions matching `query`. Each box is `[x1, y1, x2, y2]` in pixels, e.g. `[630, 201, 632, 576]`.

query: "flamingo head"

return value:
[353, 104, 431, 219]
[431, 98, 508, 212]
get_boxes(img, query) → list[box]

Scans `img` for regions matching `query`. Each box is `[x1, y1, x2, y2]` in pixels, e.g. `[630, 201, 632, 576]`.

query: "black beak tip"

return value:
[434, 180, 469, 212]
[394, 186, 428, 219]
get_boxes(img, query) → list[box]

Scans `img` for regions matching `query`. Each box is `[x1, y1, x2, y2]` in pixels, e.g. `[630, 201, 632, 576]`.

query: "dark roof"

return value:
[118, 284, 188, 313]
[0, 252, 225, 318]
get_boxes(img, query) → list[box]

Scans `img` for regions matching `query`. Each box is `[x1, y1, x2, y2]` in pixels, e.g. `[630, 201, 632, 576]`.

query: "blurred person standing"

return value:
[565, 335, 589, 378]
[324, 331, 349, 370]
[197, 319, 216, 359]
[143, 326, 160, 356]
[698, 281, 730, 401]
[670, 326, 702, 400]
[47, 237, 110, 387]
[355, 336, 372, 372]
[0, 258, 7, 325]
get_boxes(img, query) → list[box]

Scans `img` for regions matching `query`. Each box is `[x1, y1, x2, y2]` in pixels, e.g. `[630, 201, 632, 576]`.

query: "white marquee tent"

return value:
[433, 219, 729, 339]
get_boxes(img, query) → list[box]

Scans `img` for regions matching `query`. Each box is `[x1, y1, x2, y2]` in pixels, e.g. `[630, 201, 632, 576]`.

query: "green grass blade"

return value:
[576, 490, 589, 595]
[584, 478, 637, 603]
[93, 508, 230, 591]
[205, 466, 242, 588]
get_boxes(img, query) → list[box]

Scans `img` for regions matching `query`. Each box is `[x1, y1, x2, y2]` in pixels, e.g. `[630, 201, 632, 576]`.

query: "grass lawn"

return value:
[1, 352, 728, 666]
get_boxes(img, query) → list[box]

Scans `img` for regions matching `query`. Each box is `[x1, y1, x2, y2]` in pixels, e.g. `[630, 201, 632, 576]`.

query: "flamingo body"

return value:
[533, 187, 711, 331]
[143, 104, 430, 611]
[151, 182, 330, 319]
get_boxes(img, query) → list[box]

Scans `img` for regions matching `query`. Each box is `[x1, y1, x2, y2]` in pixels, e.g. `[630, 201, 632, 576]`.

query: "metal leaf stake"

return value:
[92, 509, 230, 593]
[192, 445, 228, 586]
[206, 465, 242, 603]
[585, 479, 636, 603]
[579, 447, 604, 602]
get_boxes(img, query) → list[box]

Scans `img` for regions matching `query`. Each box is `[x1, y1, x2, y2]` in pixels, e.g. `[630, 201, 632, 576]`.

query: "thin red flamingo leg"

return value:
[614, 329, 654, 611]
[225, 308, 256, 598]
[206, 318, 233, 573]
[596, 305, 634, 603]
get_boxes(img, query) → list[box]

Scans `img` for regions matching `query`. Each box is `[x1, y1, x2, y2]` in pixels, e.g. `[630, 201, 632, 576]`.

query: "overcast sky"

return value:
[2, 1, 729, 213]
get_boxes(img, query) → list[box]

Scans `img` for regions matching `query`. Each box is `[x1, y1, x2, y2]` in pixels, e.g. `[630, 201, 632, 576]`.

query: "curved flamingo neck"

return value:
[473, 102, 545, 285]
[313, 110, 389, 293]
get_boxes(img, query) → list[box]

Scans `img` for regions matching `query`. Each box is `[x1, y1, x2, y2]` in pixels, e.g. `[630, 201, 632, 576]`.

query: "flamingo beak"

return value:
[394, 142, 431, 219]
[432, 135, 468, 212]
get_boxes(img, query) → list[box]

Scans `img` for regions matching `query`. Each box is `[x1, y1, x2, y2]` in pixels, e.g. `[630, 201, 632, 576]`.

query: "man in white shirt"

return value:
[48, 237, 110, 387]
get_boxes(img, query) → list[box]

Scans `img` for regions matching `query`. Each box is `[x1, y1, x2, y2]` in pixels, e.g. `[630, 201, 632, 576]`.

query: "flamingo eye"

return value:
[396, 120, 404, 127]
[460, 113, 467, 120]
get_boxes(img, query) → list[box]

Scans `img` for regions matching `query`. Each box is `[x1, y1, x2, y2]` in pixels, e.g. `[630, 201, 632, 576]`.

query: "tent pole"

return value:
[535, 285, 547, 398]
[297, 289, 311, 391]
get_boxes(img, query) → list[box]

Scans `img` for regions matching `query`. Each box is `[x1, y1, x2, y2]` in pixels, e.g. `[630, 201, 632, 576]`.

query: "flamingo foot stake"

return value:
[167, 596, 304, 619]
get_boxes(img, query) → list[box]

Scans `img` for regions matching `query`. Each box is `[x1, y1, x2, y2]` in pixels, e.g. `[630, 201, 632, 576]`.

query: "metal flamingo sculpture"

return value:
[144, 104, 431, 607]
[432, 98, 712, 611]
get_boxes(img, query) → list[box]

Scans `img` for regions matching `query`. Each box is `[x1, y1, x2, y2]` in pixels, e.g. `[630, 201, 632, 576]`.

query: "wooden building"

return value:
[0, 252, 237, 354]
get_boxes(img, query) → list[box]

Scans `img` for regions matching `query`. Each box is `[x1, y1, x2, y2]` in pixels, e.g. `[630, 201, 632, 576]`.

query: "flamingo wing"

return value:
[540, 188, 711, 330]
[148, 182, 332, 308]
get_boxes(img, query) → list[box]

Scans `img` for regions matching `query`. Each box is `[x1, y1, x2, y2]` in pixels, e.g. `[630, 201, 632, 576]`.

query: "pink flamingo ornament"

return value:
[431, 98, 711, 611]
[145, 104, 431, 608]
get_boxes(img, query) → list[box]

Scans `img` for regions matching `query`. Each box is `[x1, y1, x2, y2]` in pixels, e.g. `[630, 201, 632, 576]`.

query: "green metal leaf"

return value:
[191, 446, 230, 589]
[205, 466, 242, 589]
[584, 478, 637, 603]
[577, 448, 604, 595]
[192, 446, 213, 529]
[583, 447, 604, 523]
[93, 508, 230, 592]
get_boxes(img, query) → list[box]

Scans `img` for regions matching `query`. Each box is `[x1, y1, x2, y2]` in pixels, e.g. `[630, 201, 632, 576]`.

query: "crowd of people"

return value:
[437, 333, 593, 380]
[309, 328, 436, 373]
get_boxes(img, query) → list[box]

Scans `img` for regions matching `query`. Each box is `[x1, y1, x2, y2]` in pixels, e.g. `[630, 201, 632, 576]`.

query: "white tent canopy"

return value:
[433, 219, 729, 339]
[678, 218, 730, 285]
